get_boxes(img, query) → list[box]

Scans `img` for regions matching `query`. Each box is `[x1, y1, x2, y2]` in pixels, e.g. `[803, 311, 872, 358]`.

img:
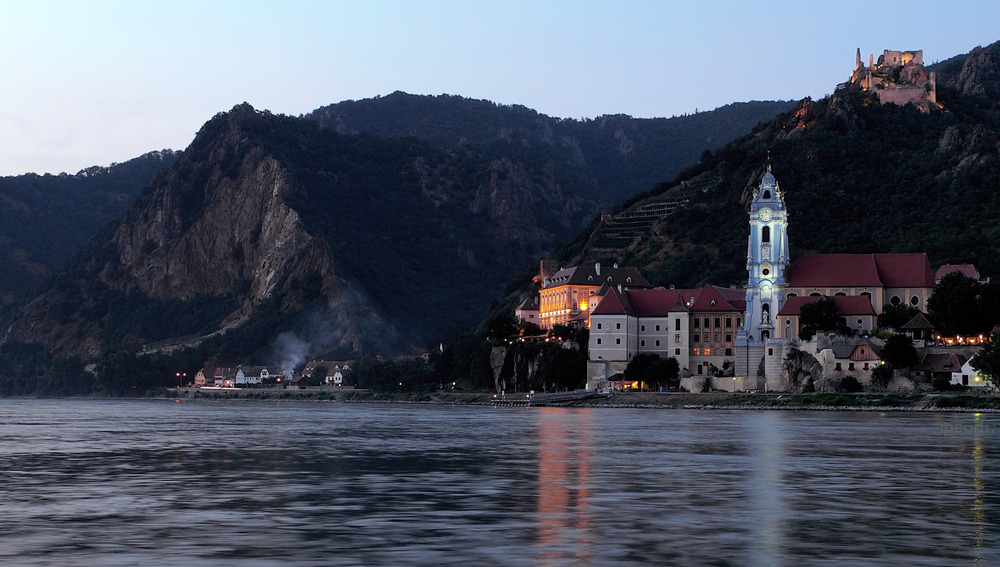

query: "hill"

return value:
[308, 92, 795, 206]
[0, 151, 178, 303]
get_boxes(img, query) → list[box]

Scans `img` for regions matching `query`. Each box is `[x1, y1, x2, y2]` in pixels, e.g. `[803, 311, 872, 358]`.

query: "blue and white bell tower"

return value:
[735, 163, 790, 390]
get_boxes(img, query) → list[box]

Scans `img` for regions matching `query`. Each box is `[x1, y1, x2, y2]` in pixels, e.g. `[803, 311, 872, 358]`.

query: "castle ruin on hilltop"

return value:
[847, 48, 940, 110]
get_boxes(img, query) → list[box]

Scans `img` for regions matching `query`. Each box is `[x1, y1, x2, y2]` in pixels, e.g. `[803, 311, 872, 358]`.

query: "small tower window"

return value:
[763, 191, 771, 199]
[762, 226, 771, 243]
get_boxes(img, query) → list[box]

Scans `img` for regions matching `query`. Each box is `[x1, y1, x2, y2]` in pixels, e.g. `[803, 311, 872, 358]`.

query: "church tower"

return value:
[735, 163, 790, 390]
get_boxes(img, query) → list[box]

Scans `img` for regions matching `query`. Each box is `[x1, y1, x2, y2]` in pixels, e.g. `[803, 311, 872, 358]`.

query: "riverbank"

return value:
[163, 387, 1000, 411]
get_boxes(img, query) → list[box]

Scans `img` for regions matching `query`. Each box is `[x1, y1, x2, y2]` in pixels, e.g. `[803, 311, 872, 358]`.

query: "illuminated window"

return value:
[693, 348, 700, 355]
[704, 348, 711, 356]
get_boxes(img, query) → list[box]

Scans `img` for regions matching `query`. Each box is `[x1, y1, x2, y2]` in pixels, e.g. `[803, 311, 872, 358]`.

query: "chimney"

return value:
[595, 262, 601, 276]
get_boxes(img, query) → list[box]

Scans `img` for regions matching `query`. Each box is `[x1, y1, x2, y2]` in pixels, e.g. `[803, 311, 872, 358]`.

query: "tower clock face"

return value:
[759, 208, 773, 222]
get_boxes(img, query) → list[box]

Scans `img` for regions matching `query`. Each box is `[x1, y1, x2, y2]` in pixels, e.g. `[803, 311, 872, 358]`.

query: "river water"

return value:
[0, 399, 996, 566]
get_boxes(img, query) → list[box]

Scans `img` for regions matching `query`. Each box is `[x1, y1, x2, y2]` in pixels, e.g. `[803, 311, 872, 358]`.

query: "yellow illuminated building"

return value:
[535, 262, 651, 330]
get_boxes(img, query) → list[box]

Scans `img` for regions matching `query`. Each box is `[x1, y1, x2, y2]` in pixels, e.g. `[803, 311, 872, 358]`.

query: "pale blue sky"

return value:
[1, 0, 998, 176]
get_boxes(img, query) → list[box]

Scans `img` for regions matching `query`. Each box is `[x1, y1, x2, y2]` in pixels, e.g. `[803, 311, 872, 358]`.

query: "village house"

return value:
[952, 357, 994, 389]
[804, 333, 884, 383]
[299, 360, 353, 385]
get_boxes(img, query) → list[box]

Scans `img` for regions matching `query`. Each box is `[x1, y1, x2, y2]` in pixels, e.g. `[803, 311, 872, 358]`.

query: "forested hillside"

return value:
[0, 151, 178, 303]
[309, 92, 795, 205]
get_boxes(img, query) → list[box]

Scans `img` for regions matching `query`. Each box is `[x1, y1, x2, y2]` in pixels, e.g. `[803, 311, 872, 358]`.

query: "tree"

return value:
[877, 304, 920, 331]
[799, 298, 847, 340]
[309, 365, 328, 387]
[623, 353, 660, 390]
[927, 272, 984, 337]
[882, 334, 918, 370]
[970, 334, 1000, 389]
[653, 357, 681, 390]
[870, 364, 892, 390]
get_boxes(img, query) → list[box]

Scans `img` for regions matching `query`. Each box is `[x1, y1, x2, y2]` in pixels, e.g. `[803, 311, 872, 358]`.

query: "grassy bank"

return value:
[163, 387, 1000, 411]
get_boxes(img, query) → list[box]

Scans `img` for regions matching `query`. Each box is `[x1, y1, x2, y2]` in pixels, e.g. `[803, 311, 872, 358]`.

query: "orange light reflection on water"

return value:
[536, 407, 592, 564]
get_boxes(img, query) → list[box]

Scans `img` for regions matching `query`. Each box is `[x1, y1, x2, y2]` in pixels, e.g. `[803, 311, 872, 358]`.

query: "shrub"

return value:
[931, 375, 953, 391]
[840, 375, 863, 393]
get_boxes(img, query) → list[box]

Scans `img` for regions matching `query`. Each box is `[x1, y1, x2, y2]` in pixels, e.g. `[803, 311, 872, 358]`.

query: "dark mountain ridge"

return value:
[308, 92, 795, 205]
[2, 95, 792, 369]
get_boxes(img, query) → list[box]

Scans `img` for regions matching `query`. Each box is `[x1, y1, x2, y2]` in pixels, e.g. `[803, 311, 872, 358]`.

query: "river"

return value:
[0, 399, 996, 566]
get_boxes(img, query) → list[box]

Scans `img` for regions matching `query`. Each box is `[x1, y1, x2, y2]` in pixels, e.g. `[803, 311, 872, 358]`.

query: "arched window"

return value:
[763, 191, 771, 199]
[762, 226, 770, 243]
[910, 295, 920, 306]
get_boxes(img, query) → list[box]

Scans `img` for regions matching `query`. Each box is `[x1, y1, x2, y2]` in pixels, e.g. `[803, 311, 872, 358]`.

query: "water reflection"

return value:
[972, 413, 988, 564]
[535, 408, 592, 564]
[0, 400, 997, 566]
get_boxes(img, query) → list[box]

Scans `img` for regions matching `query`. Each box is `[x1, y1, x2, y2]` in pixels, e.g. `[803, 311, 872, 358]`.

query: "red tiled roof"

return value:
[627, 288, 691, 317]
[934, 264, 980, 282]
[591, 287, 631, 316]
[778, 295, 876, 316]
[689, 285, 744, 312]
[913, 352, 967, 373]
[786, 254, 933, 288]
[787, 254, 881, 287]
[872, 254, 934, 287]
